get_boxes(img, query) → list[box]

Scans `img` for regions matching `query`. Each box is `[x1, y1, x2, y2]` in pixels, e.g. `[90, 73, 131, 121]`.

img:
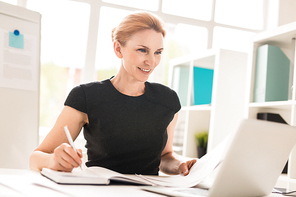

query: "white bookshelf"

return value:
[169, 49, 248, 158]
[244, 21, 296, 178]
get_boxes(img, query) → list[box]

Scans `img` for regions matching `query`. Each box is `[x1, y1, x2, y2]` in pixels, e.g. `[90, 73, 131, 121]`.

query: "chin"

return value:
[137, 75, 150, 82]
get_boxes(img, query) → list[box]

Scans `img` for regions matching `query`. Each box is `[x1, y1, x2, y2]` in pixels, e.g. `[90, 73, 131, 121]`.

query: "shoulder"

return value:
[74, 79, 115, 98]
[79, 79, 110, 91]
[145, 82, 176, 96]
[64, 79, 112, 112]
[66, 81, 107, 100]
[145, 82, 181, 113]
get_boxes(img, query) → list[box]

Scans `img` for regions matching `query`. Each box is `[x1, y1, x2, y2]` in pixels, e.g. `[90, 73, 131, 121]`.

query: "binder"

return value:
[253, 44, 290, 102]
[172, 66, 190, 106]
[193, 66, 214, 105]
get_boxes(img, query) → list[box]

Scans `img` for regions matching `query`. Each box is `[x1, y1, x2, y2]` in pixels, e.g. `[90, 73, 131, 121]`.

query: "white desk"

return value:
[0, 168, 164, 197]
[0, 168, 290, 197]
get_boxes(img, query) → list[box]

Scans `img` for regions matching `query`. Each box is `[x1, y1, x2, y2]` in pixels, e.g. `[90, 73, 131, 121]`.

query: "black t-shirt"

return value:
[64, 78, 181, 175]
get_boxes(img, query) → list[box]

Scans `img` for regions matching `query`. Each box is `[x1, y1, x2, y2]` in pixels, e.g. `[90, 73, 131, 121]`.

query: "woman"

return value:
[29, 11, 197, 176]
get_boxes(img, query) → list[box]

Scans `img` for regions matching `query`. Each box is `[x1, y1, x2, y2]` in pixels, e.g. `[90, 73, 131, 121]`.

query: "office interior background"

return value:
[1, 0, 296, 169]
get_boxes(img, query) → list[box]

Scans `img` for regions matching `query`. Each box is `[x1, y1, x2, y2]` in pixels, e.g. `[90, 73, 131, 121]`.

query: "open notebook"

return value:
[41, 167, 151, 185]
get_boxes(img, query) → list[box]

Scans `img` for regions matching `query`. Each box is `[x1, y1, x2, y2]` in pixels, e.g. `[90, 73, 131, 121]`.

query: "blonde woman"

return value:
[30, 11, 197, 176]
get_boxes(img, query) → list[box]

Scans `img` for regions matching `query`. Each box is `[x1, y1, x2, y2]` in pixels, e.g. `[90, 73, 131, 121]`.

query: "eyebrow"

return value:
[138, 45, 164, 51]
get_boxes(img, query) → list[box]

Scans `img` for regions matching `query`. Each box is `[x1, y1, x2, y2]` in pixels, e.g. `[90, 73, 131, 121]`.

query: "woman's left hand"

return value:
[179, 159, 198, 176]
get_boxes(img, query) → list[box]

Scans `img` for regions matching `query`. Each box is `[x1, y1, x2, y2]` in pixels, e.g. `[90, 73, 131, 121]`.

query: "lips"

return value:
[138, 67, 151, 72]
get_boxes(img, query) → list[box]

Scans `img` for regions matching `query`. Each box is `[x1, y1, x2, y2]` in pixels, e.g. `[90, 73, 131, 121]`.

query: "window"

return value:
[213, 26, 256, 53]
[162, 0, 213, 21]
[161, 23, 208, 84]
[19, 0, 266, 139]
[102, 0, 159, 11]
[174, 24, 208, 55]
[215, 0, 264, 30]
[95, 6, 131, 81]
[27, 0, 90, 128]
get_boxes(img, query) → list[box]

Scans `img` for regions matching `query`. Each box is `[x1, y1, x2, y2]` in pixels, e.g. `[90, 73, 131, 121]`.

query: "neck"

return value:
[110, 74, 145, 97]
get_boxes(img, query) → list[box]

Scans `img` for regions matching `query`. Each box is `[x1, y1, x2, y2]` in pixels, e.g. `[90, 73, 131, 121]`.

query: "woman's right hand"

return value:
[48, 143, 83, 172]
[29, 106, 88, 172]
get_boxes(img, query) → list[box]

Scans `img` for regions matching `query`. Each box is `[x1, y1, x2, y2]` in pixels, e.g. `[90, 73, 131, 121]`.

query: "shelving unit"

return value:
[244, 21, 296, 178]
[169, 49, 248, 158]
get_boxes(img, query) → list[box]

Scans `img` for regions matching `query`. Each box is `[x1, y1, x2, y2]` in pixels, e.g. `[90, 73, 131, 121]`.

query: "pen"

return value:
[64, 125, 83, 170]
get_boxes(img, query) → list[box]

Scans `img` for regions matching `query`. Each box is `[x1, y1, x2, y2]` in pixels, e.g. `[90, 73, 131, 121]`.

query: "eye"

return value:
[155, 51, 162, 55]
[137, 48, 147, 53]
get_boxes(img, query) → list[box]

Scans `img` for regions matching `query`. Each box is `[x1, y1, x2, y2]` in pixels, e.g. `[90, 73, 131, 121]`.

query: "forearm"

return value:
[29, 150, 52, 172]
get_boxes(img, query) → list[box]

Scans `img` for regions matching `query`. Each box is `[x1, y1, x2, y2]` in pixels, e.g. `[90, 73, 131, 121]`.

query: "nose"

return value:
[144, 54, 156, 66]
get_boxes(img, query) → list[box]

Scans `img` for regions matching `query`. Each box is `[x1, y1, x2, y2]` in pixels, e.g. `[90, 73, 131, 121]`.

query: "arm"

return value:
[160, 113, 197, 176]
[29, 106, 88, 172]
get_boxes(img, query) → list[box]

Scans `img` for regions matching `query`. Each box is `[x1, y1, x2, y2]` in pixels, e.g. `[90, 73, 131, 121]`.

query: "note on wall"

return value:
[9, 30, 24, 49]
[0, 28, 38, 91]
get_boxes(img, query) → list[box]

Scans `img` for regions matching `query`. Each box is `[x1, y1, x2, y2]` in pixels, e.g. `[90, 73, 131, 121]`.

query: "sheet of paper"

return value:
[0, 182, 23, 197]
[137, 137, 229, 187]
[0, 28, 39, 91]
[0, 173, 74, 197]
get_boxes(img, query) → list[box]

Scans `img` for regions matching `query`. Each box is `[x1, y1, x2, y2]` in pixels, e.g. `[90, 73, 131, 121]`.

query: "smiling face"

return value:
[114, 29, 164, 82]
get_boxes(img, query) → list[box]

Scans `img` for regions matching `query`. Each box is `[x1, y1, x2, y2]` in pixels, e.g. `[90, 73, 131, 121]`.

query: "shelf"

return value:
[169, 48, 248, 157]
[168, 49, 216, 69]
[249, 100, 294, 110]
[253, 21, 296, 49]
[246, 21, 296, 180]
[181, 105, 212, 111]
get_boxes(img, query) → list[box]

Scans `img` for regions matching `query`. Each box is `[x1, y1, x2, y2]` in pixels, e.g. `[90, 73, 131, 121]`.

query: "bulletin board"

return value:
[0, 2, 41, 169]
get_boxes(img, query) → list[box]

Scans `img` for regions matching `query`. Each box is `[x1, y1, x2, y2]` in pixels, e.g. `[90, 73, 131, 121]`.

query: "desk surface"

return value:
[0, 168, 288, 197]
[0, 168, 164, 197]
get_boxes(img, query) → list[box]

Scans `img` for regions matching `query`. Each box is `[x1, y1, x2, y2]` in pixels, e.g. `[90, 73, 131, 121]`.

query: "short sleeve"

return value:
[145, 82, 181, 113]
[64, 85, 87, 113]
[171, 89, 181, 113]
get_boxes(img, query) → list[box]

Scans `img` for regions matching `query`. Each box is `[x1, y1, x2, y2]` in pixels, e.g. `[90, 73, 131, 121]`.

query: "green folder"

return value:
[254, 44, 290, 102]
[172, 66, 190, 106]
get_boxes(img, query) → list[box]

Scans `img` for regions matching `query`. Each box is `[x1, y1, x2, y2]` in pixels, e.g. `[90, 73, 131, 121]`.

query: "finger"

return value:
[54, 144, 80, 168]
[59, 155, 77, 171]
[54, 146, 78, 168]
[185, 159, 197, 174]
[50, 160, 73, 172]
[188, 159, 197, 169]
[50, 147, 75, 172]
[179, 159, 198, 176]
[77, 149, 83, 158]
[63, 146, 82, 167]
[179, 163, 189, 176]
[183, 167, 189, 176]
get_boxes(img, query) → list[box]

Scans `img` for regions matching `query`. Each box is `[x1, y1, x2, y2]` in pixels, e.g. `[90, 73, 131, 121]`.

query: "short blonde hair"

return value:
[112, 11, 166, 46]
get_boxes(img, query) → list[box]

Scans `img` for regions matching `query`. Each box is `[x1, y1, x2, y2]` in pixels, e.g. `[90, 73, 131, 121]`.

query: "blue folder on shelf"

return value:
[193, 66, 214, 105]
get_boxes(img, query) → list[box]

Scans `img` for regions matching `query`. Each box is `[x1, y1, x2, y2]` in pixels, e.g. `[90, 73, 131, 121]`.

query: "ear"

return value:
[113, 40, 123, 58]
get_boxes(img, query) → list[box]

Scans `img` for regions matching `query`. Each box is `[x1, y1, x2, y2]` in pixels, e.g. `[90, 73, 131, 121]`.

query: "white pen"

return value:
[64, 125, 83, 170]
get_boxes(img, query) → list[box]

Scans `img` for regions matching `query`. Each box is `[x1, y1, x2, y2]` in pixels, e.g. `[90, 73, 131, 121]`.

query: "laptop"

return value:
[140, 119, 296, 197]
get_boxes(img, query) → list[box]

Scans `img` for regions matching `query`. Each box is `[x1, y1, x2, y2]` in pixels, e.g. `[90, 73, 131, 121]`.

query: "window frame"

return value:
[19, 0, 267, 83]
